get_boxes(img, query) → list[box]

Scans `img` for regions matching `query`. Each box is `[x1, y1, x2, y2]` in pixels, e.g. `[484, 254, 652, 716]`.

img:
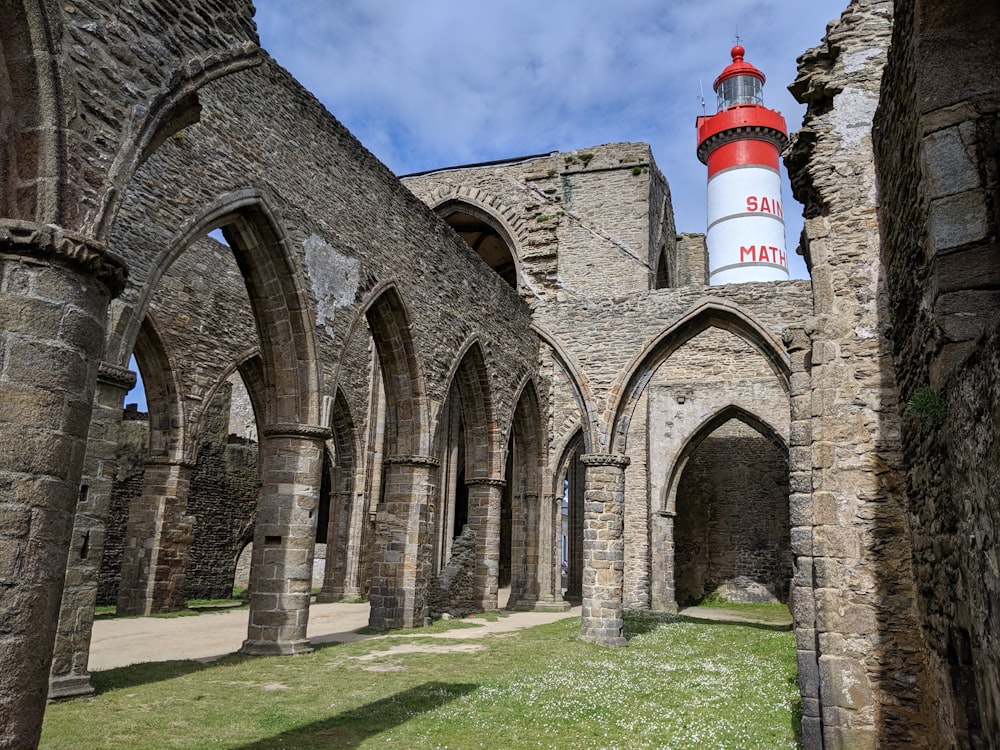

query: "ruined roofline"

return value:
[399, 142, 653, 179]
[399, 152, 556, 178]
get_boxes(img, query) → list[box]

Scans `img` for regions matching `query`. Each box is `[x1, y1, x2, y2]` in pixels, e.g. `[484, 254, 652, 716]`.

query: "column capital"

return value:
[97, 361, 137, 390]
[384, 454, 441, 468]
[580, 452, 631, 469]
[262, 423, 332, 441]
[464, 476, 506, 488]
[0, 218, 127, 297]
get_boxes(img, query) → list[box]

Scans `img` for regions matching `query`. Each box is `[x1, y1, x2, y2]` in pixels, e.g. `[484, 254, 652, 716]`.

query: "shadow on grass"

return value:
[93, 643, 357, 693]
[676, 614, 793, 632]
[623, 609, 791, 641]
[93, 659, 219, 693]
[232, 682, 479, 749]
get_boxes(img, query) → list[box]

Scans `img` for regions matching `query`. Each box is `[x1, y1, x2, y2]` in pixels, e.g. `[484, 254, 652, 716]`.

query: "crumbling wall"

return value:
[786, 1, 937, 746]
[873, 0, 1000, 744]
[183, 382, 259, 600]
[427, 526, 479, 619]
[98, 387, 259, 605]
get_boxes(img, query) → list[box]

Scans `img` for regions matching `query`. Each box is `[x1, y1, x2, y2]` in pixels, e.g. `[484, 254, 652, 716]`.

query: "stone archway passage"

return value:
[674, 418, 790, 606]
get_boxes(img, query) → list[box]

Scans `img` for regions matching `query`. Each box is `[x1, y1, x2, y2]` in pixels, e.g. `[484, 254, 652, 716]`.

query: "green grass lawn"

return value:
[40, 612, 800, 749]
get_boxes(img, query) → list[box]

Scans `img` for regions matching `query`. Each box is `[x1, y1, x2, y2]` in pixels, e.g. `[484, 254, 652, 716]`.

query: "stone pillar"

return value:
[580, 453, 630, 646]
[533, 493, 570, 611]
[465, 477, 503, 611]
[317, 489, 352, 602]
[368, 455, 438, 629]
[340, 491, 367, 600]
[508, 492, 540, 610]
[0, 222, 125, 749]
[116, 457, 196, 615]
[565, 449, 585, 603]
[240, 424, 328, 655]
[649, 510, 678, 612]
[49, 362, 135, 700]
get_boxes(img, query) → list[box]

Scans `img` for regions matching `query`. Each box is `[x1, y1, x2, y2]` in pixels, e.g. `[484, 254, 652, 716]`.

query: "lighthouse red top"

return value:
[696, 44, 788, 167]
[713, 45, 765, 92]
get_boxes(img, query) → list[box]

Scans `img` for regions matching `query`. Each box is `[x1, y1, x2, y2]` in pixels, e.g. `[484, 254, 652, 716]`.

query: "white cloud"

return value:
[254, 0, 849, 279]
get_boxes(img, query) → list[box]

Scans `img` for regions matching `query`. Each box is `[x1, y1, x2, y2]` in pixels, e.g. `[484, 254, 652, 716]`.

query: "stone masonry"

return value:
[2, 2, 999, 749]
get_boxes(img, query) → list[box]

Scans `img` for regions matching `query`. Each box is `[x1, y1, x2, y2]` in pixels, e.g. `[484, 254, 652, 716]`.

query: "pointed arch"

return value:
[661, 404, 788, 516]
[114, 188, 323, 429]
[507, 378, 546, 609]
[610, 300, 790, 454]
[441, 338, 499, 480]
[319, 386, 361, 600]
[554, 428, 586, 604]
[434, 198, 522, 289]
[133, 314, 184, 461]
[94, 52, 261, 242]
[363, 282, 428, 457]
[510, 378, 544, 489]
[531, 323, 600, 454]
[666, 404, 791, 607]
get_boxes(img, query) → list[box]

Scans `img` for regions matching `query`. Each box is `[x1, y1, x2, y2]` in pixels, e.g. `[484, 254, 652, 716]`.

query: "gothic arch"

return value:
[0, 0, 63, 225]
[506, 379, 547, 608]
[554, 428, 586, 603]
[532, 323, 600, 454]
[94, 51, 261, 241]
[362, 282, 429, 458]
[661, 404, 787, 516]
[440, 338, 499, 480]
[133, 315, 184, 461]
[113, 188, 323, 429]
[319, 386, 361, 600]
[610, 300, 790, 454]
[433, 198, 523, 289]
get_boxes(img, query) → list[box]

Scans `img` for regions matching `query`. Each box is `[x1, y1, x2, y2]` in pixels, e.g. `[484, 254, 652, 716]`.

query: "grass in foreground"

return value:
[41, 611, 799, 749]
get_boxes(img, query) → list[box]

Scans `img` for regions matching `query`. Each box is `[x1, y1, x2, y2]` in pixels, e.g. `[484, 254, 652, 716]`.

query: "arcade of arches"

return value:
[1, 1, 999, 749]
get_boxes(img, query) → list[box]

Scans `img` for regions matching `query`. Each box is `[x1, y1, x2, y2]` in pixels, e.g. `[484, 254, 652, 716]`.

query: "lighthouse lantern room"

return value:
[697, 44, 789, 284]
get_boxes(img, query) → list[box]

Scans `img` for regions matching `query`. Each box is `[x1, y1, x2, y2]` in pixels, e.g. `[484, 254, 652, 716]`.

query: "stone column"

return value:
[580, 453, 630, 646]
[0, 222, 125, 749]
[317, 489, 352, 602]
[565, 450, 585, 603]
[649, 510, 678, 612]
[49, 362, 135, 700]
[533, 493, 570, 611]
[240, 424, 328, 655]
[116, 457, 196, 615]
[464, 478, 503, 610]
[508, 492, 540, 610]
[339, 490, 367, 600]
[368, 455, 439, 629]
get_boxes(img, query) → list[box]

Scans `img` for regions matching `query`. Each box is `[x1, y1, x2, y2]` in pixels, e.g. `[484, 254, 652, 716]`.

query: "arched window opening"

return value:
[654, 247, 671, 289]
[444, 210, 517, 289]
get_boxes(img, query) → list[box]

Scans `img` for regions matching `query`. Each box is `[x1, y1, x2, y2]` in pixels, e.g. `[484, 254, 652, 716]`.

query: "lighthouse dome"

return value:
[714, 45, 765, 110]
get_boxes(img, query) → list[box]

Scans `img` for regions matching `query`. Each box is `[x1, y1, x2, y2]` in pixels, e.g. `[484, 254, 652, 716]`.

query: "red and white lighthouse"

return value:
[697, 44, 789, 284]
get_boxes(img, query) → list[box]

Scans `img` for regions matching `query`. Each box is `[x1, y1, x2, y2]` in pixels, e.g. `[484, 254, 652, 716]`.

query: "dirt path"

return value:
[89, 603, 580, 671]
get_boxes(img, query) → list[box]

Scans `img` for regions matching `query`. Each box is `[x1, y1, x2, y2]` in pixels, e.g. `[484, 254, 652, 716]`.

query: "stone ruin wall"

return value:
[873, 0, 1000, 743]
[104, 53, 540, 428]
[404, 142, 672, 301]
[98, 384, 259, 605]
[786, 0, 946, 746]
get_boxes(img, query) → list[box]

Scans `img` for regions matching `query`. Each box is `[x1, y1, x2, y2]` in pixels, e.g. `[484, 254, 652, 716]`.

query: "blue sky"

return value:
[253, 0, 847, 279]
[127, 1, 846, 408]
